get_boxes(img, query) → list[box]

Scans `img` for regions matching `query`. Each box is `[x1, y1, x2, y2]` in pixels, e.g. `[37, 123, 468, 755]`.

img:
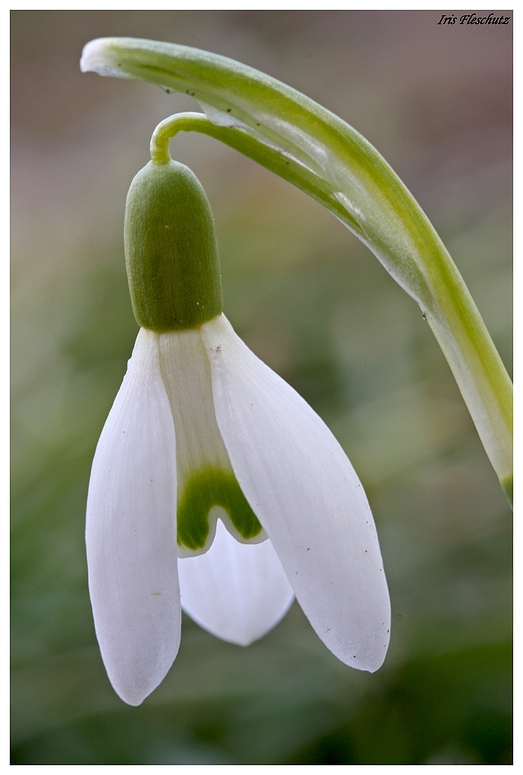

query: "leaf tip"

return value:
[80, 38, 126, 78]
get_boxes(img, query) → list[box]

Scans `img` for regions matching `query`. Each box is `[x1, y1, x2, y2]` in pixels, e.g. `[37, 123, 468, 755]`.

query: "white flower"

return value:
[86, 312, 390, 706]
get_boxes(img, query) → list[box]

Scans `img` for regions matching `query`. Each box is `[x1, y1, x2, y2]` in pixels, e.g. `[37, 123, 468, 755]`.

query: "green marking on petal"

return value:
[177, 469, 263, 551]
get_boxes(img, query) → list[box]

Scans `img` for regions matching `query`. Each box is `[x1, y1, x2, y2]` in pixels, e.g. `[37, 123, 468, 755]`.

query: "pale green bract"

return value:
[81, 36, 512, 498]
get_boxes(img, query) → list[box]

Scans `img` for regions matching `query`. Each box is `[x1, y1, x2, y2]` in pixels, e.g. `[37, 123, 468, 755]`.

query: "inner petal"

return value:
[159, 327, 264, 555]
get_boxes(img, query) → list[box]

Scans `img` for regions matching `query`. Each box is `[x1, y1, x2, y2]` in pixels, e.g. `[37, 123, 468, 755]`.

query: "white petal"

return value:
[159, 328, 232, 481]
[178, 514, 294, 646]
[201, 315, 391, 672]
[86, 329, 181, 705]
[159, 328, 267, 556]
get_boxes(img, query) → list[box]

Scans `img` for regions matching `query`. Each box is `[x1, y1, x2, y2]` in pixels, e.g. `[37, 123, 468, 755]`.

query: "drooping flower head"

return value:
[86, 153, 390, 706]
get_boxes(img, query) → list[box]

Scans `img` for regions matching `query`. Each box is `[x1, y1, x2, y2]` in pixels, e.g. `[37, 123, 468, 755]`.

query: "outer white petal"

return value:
[86, 329, 181, 705]
[178, 514, 294, 645]
[201, 315, 391, 672]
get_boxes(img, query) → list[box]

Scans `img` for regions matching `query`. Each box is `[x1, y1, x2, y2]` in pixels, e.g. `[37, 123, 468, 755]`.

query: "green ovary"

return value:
[177, 469, 263, 551]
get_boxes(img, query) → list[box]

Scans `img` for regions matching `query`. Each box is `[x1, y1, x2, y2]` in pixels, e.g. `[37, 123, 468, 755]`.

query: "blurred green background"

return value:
[11, 10, 512, 765]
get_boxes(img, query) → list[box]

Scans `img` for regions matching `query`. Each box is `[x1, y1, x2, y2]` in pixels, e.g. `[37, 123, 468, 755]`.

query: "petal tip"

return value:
[99, 628, 181, 708]
[110, 676, 155, 707]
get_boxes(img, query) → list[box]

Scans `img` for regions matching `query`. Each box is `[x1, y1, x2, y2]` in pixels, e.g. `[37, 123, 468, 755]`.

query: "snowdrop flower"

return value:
[86, 158, 390, 706]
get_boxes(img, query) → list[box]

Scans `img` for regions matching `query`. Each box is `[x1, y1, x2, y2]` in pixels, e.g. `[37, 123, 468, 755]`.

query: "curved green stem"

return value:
[151, 113, 361, 232]
[81, 38, 512, 499]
